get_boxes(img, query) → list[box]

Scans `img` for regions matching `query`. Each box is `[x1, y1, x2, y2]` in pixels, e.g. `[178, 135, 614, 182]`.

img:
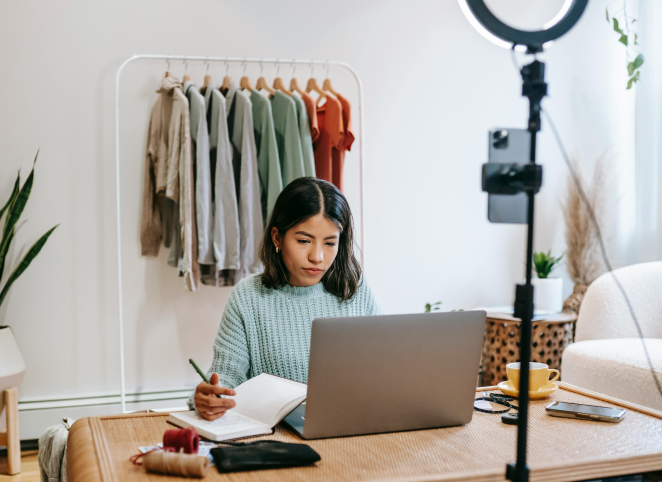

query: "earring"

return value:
[276, 246, 280, 253]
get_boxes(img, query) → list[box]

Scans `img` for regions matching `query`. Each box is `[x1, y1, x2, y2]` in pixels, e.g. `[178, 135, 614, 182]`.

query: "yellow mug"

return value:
[506, 362, 560, 392]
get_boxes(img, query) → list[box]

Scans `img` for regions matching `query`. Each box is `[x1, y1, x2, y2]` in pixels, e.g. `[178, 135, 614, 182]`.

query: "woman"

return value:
[192, 177, 382, 420]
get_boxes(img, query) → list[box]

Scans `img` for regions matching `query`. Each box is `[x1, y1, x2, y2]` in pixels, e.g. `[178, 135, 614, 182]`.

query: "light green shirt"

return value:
[271, 91, 306, 186]
[250, 90, 282, 225]
[292, 93, 316, 178]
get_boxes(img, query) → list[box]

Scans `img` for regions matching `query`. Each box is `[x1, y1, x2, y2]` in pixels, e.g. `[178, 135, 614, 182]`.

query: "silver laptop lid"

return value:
[303, 311, 486, 439]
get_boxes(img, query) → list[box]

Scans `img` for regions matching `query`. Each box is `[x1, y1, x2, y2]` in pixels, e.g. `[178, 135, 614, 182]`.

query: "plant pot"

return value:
[0, 326, 26, 392]
[531, 277, 563, 313]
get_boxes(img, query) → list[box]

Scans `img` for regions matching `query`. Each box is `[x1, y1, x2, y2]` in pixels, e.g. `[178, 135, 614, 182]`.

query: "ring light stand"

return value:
[458, 1, 589, 481]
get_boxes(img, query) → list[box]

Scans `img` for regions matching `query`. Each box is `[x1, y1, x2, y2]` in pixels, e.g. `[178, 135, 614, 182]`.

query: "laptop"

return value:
[283, 311, 487, 439]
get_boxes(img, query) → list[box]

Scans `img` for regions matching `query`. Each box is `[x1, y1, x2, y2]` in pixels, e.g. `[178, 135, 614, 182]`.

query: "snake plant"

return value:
[0, 151, 58, 309]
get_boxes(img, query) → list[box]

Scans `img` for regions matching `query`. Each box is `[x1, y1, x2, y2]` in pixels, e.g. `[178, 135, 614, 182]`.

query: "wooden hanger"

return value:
[239, 59, 253, 91]
[322, 78, 340, 97]
[290, 77, 305, 95]
[256, 61, 275, 96]
[165, 57, 172, 77]
[307, 62, 327, 105]
[201, 59, 212, 94]
[221, 60, 232, 93]
[182, 58, 190, 83]
[272, 61, 292, 96]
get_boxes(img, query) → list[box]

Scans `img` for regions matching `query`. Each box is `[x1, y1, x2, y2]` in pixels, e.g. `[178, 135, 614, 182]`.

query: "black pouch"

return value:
[210, 440, 321, 473]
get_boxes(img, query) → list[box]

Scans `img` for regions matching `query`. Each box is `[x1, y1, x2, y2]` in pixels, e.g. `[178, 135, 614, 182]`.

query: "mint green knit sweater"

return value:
[195, 273, 381, 398]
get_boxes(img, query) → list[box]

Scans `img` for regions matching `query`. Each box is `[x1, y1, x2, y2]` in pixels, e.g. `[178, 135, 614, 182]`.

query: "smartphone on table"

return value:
[546, 401, 626, 423]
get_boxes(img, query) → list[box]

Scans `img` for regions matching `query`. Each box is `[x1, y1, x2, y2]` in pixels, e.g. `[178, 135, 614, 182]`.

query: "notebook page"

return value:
[231, 373, 307, 427]
[169, 409, 267, 439]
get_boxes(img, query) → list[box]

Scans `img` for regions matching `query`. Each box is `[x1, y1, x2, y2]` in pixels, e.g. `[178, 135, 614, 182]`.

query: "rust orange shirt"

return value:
[300, 91, 320, 143]
[314, 95, 344, 185]
[333, 94, 355, 192]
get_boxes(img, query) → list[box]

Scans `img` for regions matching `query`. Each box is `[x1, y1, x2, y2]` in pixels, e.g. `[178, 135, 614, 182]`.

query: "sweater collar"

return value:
[279, 282, 326, 297]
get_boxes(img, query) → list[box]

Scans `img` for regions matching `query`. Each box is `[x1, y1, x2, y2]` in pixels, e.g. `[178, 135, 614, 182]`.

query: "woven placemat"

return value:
[90, 385, 662, 482]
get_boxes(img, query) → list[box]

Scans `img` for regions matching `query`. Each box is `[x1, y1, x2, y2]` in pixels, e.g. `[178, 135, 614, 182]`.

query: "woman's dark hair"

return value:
[260, 177, 362, 301]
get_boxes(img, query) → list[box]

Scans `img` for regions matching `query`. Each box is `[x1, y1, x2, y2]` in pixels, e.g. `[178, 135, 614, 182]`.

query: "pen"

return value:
[189, 358, 222, 399]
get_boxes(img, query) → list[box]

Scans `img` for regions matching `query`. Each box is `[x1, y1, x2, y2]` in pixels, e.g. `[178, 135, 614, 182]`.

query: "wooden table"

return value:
[67, 383, 662, 482]
[481, 311, 578, 386]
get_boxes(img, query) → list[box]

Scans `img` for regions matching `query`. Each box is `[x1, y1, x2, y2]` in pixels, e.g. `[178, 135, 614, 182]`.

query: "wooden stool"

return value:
[0, 388, 20, 475]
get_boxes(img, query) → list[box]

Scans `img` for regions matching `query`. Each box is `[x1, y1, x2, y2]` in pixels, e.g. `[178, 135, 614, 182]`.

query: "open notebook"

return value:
[168, 373, 307, 441]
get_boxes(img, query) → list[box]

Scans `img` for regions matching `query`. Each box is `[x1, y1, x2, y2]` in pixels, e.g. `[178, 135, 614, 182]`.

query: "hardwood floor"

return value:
[0, 451, 40, 482]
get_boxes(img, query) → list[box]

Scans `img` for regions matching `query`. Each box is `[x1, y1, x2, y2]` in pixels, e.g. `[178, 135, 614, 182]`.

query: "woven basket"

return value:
[481, 317, 575, 386]
[563, 284, 588, 313]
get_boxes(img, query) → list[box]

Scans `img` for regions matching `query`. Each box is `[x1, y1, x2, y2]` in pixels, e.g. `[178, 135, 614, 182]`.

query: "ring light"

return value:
[458, 0, 589, 52]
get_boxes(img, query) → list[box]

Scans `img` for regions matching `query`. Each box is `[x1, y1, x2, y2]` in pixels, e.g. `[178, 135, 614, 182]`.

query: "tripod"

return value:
[482, 57, 547, 482]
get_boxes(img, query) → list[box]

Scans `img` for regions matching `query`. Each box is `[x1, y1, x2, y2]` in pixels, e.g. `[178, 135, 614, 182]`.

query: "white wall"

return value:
[0, 0, 632, 437]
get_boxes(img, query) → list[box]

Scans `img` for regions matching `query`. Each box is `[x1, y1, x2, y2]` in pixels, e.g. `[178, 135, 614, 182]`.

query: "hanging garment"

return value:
[313, 94, 344, 186]
[332, 94, 355, 192]
[184, 80, 214, 265]
[269, 90, 306, 186]
[292, 93, 316, 178]
[165, 85, 200, 291]
[249, 89, 282, 225]
[226, 84, 263, 280]
[200, 84, 241, 287]
[299, 91, 320, 143]
[140, 76, 181, 256]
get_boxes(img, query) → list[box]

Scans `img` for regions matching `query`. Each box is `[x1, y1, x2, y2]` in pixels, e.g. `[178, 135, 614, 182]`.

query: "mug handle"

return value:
[548, 369, 560, 384]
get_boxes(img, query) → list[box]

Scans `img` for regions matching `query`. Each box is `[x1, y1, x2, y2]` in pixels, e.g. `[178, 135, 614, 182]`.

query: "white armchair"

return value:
[561, 261, 662, 410]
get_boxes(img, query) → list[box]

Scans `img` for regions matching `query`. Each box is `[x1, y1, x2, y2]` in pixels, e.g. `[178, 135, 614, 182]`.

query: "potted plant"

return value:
[0, 153, 57, 393]
[531, 250, 564, 313]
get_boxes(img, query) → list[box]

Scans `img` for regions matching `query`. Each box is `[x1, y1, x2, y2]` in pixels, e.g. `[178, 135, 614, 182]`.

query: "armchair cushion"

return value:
[562, 338, 662, 410]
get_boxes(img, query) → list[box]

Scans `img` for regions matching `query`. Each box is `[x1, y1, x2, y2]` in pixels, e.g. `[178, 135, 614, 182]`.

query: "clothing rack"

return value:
[115, 54, 365, 413]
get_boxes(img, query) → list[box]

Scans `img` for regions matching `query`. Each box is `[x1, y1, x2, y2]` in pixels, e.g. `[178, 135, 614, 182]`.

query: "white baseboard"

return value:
[5, 389, 194, 440]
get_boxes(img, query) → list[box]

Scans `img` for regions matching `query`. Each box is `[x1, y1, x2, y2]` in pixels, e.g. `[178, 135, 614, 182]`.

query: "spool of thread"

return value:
[142, 450, 209, 478]
[163, 428, 199, 454]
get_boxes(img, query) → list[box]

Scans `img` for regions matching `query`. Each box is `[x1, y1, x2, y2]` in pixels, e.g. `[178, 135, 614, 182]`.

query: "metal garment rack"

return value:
[115, 54, 365, 413]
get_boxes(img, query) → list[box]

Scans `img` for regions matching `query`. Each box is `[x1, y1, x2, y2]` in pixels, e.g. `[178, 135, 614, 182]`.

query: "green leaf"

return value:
[634, 33, 638, 45]
[633, 54, 644, 70]
[627, 62, 635, 76]
[0, 173, 20, 224]
[631, 18, 637, 24]
[605, 8, 609, 21]
[627, 77, 635, 89]
[619, 34, 628, 46]
[0, 224, 58, 308]
[3, 152, 38, 240]
[613, 18, 623, 34]
[0, 227, 15, 280]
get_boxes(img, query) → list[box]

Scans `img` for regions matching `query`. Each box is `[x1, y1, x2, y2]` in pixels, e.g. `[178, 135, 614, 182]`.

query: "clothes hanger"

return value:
[201, 58, 212, 94]
[221, 59, 232, 93]
[306, 61, 327, 101]
[240, 58, 254, 91]
[322, 60, 340, 97]
[165, 56, 172, 78]
[289, 62, 305, 96]
[182, 57, 190, 83]
[255, 59, 276, 96]
[272, 59, 292, 96]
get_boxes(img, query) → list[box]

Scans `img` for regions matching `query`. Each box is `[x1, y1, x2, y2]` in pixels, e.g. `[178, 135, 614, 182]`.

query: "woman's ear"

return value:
[271, 227, 281, 250]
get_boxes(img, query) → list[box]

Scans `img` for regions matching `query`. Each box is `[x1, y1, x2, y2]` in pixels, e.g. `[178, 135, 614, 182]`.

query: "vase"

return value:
[563, 284, 588, 314]
[0, 326, 26, 393]
[531, 277, 563, 313]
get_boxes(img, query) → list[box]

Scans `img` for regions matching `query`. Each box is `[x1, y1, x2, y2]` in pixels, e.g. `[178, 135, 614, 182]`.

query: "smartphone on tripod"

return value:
[487, 128, 531, 224]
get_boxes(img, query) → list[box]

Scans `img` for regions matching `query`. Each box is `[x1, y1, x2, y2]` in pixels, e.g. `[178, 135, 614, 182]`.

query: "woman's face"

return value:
[272, 213, 340, 287]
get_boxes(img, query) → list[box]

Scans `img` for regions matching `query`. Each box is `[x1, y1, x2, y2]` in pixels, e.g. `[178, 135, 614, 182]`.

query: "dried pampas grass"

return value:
[563, 153, 613, 286]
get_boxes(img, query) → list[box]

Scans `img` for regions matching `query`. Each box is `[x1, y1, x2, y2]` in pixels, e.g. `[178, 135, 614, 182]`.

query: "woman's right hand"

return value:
[194, 373, 237, 421]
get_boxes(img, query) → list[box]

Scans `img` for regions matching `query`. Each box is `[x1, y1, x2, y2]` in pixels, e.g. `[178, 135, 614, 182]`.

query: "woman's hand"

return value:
[194, 373, 237, 421]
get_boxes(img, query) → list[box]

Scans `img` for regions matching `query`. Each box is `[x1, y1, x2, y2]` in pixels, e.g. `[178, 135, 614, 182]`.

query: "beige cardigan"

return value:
[140, 76, 200, 291]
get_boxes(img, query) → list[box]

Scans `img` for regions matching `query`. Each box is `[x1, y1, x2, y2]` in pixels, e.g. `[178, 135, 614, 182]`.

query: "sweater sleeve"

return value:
[187, 292, 251, 411]
[362, 278, 383, 316]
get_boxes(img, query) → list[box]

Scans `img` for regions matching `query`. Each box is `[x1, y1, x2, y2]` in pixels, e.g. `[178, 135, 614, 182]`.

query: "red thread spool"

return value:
[163, 428, 199, 454]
